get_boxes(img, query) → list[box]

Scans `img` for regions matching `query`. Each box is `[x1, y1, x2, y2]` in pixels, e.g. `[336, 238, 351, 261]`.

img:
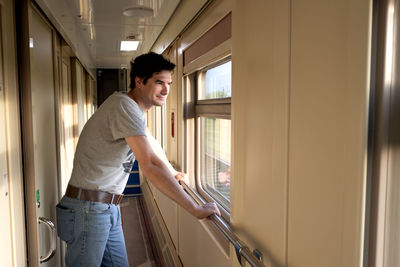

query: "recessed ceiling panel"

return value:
[35, 0, 180, 69]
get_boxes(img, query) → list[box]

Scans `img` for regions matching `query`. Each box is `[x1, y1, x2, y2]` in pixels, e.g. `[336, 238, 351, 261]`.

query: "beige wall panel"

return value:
[72, 59, 86, 135]
[155, 106, 163, 144]
[0, 0, 26, 265]
[59, 61, 74, 194]
[156, 192, 178, 248]
[231, 0, 290, 266]
[164, 43, 178, 168]
[0, 12, 13, 266]
[178, 207, 230, 267]
[151, 0, 209, 54]
[145, 110, 157, 199]
[176, 41, 185, 176]
[146, 108, 155, 136]
[288, 0, 372, 266]
[85, 74, 96, 118]
[141, 181, 182, 267]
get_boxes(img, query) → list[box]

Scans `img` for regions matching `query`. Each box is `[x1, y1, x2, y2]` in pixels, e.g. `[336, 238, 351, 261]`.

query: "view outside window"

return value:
[200, 118, 231, 207]
[198, 61, 232, 100]
[197, 60, 231, 210]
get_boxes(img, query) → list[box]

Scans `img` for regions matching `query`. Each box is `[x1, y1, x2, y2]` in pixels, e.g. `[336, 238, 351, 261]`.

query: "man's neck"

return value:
[127, 89, 149, 112]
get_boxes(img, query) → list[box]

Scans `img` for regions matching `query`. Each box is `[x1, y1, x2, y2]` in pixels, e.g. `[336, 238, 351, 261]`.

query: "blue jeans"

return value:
[56, 196, 129, 267]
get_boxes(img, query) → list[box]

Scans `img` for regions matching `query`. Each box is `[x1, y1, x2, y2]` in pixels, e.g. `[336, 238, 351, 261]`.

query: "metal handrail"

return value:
[179, 181, 265, 267]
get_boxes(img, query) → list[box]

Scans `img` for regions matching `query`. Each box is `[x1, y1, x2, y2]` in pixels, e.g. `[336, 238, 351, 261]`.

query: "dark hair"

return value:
[129, 52, 175, 89]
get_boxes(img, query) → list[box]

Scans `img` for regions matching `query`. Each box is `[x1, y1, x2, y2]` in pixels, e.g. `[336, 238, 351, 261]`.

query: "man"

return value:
[56, 52, 220, 267]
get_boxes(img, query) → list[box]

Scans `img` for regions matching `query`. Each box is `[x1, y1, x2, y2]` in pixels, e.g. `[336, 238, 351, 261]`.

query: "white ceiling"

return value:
[36, 0, 180, 69]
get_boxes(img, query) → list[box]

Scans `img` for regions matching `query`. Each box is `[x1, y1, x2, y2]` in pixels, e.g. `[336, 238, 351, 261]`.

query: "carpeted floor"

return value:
[120, 196, 161, 267]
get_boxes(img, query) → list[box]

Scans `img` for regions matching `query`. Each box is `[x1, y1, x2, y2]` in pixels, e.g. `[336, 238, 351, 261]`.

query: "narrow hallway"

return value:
[121, 197, 161, 267]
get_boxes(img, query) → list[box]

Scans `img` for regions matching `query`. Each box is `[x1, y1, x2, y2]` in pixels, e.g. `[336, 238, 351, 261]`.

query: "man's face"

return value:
[137, 70, 172, 107]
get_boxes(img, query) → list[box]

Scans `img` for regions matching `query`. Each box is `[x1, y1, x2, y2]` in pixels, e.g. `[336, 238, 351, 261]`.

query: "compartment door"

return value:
[19, 3, 61, 266]
[0, 6, 13, 267]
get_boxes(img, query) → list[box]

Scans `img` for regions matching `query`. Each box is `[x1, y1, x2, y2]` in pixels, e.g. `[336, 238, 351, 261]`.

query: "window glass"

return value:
[200, 117, 231, 209]
[186, 59, 232, 214]
[198, 61, 231, 100]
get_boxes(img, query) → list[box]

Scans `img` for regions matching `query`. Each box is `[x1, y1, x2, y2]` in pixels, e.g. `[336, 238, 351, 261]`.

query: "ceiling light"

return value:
[122, 6, 153, 18]
[120, 41, 139, 51]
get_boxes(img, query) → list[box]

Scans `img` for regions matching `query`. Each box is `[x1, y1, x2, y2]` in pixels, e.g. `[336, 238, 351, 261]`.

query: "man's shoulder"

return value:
[108, 91, 127, 102]
[102, 92, 132, 108]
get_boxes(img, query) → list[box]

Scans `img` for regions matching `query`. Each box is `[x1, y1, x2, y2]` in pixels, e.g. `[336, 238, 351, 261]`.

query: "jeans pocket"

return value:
[88, 202, 111, 214]
[56, 204, 75, 243]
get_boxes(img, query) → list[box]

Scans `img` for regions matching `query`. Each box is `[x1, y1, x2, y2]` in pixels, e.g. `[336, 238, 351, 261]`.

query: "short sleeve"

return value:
[109, 97, 146, 140]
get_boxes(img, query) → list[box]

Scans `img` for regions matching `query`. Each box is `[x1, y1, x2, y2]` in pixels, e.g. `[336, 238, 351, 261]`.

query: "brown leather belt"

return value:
[65, 184, 124, 205]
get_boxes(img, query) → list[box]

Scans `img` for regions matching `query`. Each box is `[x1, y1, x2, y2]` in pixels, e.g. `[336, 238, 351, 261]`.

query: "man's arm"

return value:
[145, 129, 189, 183]
[125, 135, 220, 219]
[145, 129, 177, 175]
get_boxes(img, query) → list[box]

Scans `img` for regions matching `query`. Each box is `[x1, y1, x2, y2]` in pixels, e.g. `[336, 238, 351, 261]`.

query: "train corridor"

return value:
[121, 196, 161, 267]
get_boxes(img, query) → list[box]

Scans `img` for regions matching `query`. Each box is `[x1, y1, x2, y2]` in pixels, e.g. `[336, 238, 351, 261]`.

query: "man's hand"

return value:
[174, 173, 221, 219]
[174, 172, 189, 184]
[194, 202, 221, 219]
[126, 135, 220, 220]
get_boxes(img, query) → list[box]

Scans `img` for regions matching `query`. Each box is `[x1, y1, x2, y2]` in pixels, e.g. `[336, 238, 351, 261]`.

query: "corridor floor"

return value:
[120, 197, 161, 267]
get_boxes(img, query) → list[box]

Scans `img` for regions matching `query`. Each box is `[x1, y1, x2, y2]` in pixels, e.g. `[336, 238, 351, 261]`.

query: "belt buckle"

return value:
[112, 194, 123, 204]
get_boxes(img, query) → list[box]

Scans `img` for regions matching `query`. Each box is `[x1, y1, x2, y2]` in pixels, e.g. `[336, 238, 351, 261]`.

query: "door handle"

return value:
[38, 217, 56, 263]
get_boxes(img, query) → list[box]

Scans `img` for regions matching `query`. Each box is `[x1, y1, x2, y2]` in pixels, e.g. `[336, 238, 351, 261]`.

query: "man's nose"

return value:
[161, 84, 169, 94]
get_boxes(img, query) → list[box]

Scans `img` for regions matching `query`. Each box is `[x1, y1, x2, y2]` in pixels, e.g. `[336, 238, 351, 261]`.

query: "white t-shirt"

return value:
[69, 91, 146, 194]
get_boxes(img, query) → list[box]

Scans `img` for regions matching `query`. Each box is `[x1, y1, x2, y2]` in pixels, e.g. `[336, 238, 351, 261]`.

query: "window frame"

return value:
[184, 55, 232, 218]
[197, 116, 231, 211]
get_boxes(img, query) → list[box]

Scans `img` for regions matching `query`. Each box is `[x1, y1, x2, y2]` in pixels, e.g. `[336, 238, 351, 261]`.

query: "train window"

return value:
[154, 106, 165, 147]
[186, 59, 232, 212]
[199, 117, 231, 208]
[198, 61, 231, 100]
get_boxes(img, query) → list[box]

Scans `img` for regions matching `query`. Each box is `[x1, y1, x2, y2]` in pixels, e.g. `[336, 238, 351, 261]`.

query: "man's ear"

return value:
[135, 77, 144, 88]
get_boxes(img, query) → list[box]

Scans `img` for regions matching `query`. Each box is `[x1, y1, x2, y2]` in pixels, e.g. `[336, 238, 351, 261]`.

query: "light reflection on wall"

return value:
[59, 88, 95, 194]
[384, 5, 394, 89]
[59, 103, 75, 194]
